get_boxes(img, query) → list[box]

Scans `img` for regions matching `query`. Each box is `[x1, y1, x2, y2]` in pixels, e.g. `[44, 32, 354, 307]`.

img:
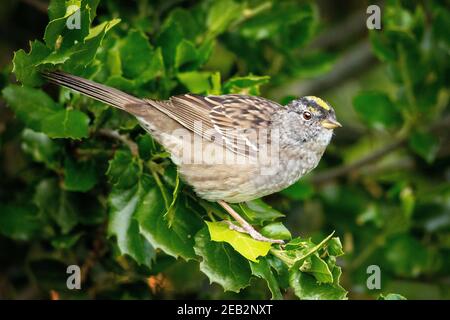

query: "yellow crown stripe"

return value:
[305, 96, 330, 111]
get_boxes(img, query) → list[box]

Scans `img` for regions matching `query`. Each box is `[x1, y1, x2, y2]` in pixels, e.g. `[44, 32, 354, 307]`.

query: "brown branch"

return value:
[310, 115, 450, 185]
[20, 0, 48, 14]
[311, 139, 406, 185]
[96, 129, 139, 156]
[80, 225, 107, 288]
[309, 11, 368, 50]
[269, 41, 377, 99]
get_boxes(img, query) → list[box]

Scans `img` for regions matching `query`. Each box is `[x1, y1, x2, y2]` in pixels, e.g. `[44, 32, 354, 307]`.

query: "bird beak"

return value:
[321, 119, 342, 129]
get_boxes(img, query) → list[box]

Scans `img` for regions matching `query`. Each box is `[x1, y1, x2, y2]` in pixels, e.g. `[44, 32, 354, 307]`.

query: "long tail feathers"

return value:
[41, 71, 144, 111]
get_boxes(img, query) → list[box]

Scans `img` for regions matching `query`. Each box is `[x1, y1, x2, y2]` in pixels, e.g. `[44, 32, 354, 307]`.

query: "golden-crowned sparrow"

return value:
[42, 71, 341, 244]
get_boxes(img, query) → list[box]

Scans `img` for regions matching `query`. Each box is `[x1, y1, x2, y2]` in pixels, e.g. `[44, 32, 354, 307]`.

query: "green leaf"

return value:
[177, 71, 213, 93]
[137, 134, 158, 160]
[303, 254, 333, 284]
[51, 233, 82, 249]
[2, 85, 60, 132]
[0, 204, 43, 241]
[294, 52, 336, 78]
[289, 268, 347, 300]
[106, 150, 140, 188]
[260, 222, 292, 240]
[175, 39, 198, 69]
[224, 75, 270, 95]
[250, 258, 283, 300]
[409, 131, 439, 164]
[33, 178, 79, 234]
[12, 40, 51, 86]
[175, 39, 214, 71]
[206, 0, 242, 37]
[41, 109, 90, 139]
[194, 227, 252, 292]
[166, 8, 202, 41]
[108, 179, 155, 267]
[63, 157, 97, 192]
[136, 178, 203, 260]
[273, 232, 336, 268]
[239, 199, 284, 225]
[64, 18, 121, 72]
[327, 237, 344, 257]
[378, 293, 407, 300]
[280, 181, 314, 200]
[2, 85, 89, 139]
[21, 129, 60, 170]
[384, 234, 433, 277]
[205, 221, 272, 262]
[119, 30, 154, 79]
[44, 1, 86, 49]
[353, 92, 403, 129]
[156, 20, 183, 70]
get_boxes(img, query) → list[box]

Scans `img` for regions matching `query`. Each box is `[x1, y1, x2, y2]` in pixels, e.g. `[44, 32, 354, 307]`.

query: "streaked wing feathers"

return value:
[144, 94, 282, 155]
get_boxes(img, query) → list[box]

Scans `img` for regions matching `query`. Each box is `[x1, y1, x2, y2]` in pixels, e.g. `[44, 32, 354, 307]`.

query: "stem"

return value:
[96, 129, 139, 156]
[269, 248, 295, 267]
[150, 163, 170, 210]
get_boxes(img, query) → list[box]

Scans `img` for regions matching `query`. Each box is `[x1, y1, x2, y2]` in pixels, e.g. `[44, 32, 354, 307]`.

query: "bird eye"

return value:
[303, 111, 312, 120]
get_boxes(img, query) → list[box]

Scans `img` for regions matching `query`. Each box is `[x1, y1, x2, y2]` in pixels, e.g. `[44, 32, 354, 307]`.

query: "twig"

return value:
[309, 11, 368, 50]
[269, 41, 377, 99]
[311, 139, 406, 185]
[20, 0, 48, 14]
[80, 225, 106, 285]
[96, 129, 139, 156]
[310, 115, 450, 185]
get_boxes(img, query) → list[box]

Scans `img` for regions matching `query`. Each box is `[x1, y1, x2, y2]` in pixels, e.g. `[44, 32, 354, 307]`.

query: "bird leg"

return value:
[217, 200, 285, 244]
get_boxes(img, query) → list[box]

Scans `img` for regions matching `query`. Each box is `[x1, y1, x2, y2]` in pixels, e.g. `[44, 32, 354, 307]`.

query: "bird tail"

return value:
[41, 71, 144, 112]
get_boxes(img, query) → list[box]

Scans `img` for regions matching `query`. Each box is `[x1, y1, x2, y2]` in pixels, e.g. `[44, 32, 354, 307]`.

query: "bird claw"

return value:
[225, 221, 285, 244]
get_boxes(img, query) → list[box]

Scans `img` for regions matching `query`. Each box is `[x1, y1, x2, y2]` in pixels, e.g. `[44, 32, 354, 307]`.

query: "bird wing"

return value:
[144, 94, 282, 156]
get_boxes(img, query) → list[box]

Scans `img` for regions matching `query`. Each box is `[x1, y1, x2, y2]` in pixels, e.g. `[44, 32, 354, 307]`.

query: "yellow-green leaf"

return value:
[205, 221, 272, 262]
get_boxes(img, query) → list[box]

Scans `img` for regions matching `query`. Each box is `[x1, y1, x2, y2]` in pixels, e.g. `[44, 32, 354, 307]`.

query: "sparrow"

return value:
[42, 71, 341, 244]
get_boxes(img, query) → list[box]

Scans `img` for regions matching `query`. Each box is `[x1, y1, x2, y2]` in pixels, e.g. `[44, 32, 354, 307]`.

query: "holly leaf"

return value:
[223, 75, 270, 95]
[12, 40, 51, 86]
[194, 227, 252, 292]
[21, 129, 60, 170]
[177, 71, 214, 93]
[136, 178, 203, 260]
[207, 0, 242, 37]
[106, 150, 140, 188]
[63, 157, 98, 192]
[302, 254, 333, 284]
[289, 267, 347, 300]
[0, 204, 43, 241]
[409, 131, 440, 164]
[2, 85, 60, 132]
[239, 199, 284, 225]
[205, 221, 272, 262]
[119, 30, 154, 79]
[280, 181, 314, 201]
[108, 179, 155, 268]
[353, 91, 403, 129]
[41, 109, 90, 139]
[378, 293, 407, 300]
[251, 257, 283, 300]
[260, 222, 292, 241]
[33, 178, 79, 234]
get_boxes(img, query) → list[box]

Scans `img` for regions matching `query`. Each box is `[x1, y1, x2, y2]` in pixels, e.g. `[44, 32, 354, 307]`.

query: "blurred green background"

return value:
[0, 0, 449, 299]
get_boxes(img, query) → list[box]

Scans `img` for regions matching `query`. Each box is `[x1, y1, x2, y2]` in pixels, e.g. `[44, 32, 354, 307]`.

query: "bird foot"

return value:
[225, 221, 285, 244]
